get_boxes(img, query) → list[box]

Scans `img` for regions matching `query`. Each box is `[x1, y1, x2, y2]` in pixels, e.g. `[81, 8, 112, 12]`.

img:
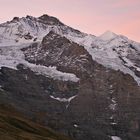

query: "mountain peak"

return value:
[12, 17, 20, 22]
[39, 14, 50, 19]
[38, 14, 64, 26]
[99, 30, 117, 41]
[26, 15, 36, 20]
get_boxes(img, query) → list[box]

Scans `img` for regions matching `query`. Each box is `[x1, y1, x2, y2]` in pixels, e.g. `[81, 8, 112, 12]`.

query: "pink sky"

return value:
[0, 0, 140, 41]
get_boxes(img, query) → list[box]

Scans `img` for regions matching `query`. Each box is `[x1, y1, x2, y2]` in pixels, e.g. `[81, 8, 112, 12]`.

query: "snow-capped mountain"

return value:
[0, 15, 87, 45]
[92, 31, 140, 85]
[0, 14, 140, 140]
[0, 14, 140, 85]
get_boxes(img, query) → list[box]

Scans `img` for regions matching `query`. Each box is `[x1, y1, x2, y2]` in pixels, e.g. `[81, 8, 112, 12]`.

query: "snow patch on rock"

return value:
[111, 136, 121, 140]
[50, 95, 77, 102]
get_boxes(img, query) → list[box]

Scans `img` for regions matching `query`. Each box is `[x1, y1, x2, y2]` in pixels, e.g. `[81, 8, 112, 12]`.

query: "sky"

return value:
[0, 0, 140, 41]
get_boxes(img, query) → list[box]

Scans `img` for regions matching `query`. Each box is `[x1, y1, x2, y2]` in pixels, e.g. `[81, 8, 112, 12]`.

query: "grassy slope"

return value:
[0, 104, 72, 140]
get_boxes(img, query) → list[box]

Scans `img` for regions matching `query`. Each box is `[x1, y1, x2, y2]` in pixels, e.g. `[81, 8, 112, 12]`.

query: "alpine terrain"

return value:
[0, 14, 140, 140]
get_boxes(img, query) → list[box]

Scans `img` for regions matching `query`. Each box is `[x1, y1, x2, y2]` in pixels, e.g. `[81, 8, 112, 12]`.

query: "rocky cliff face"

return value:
[22, 31, 94, 78]
[0, 15, 140, 140]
